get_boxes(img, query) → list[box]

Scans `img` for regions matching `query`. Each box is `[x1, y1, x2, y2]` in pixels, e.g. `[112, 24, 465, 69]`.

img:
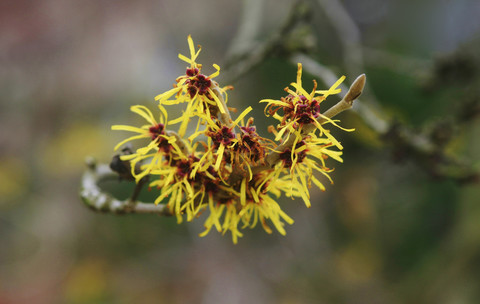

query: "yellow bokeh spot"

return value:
[335, 240, 381, 284]
[63, 258, 108, 303]
[348, 114, 383, 148]
[0, 157, 29, 205]
[41, 122, 113, 177]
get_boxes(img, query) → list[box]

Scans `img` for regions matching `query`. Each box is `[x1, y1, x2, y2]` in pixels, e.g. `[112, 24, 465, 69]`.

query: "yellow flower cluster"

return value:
[112, 36, 352, 243]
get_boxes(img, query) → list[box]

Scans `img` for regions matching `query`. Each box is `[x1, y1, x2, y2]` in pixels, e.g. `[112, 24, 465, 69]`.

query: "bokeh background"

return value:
[1, 0, 480, 303]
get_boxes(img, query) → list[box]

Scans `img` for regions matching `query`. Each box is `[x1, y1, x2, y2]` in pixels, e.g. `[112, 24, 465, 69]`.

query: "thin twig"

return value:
[315, 0, 363, 76]
[225, 0, 265, 59]
[314, 0, 383, 110]
[80, 157, 172, 215]
[222, 0, 307, 84]
[362, 46, 433, 77]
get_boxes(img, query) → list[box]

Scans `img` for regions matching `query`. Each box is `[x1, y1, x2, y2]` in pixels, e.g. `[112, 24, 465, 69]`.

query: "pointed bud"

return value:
[344, 74, 366, 104]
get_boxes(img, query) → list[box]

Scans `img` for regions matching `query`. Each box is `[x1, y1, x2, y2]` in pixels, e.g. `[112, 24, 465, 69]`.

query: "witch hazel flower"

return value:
[154, 35, 230, 137]
[111, 36, 365, 243]
[261, 63, 354, 149]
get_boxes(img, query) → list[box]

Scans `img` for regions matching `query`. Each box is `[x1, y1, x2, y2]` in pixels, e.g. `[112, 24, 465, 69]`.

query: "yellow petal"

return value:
[111, 125, 147, 134]
[130, 105, 157, 125]
[233, 106, 252, 126]
[207, 88, 226, 113]
[209, 64, 220, 79]
[113, 134, 148, 151]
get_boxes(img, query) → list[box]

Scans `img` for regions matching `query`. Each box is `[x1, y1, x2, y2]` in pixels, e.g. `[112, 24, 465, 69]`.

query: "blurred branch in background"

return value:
[362, 46, 433, 78]
[222, 0, 311, 84]
[295, 54, 480, 184]
[222, 0, 480, 184]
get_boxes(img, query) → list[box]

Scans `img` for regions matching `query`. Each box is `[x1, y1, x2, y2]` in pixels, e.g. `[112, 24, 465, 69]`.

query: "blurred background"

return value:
[1, 0, 480, 303]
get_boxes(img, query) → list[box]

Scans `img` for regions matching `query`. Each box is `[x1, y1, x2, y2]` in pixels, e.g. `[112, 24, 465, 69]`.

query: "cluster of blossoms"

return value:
[112, 36, 353, 243]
